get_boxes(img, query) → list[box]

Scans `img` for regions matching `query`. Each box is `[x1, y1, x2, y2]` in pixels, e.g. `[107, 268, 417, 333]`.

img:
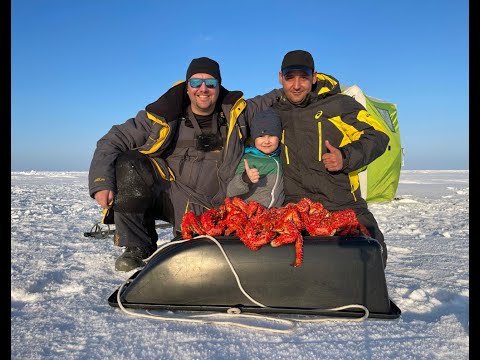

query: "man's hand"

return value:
[244, 159, 260, 183]
[322, 140, 344, 172]
[94, 190, 115, 209]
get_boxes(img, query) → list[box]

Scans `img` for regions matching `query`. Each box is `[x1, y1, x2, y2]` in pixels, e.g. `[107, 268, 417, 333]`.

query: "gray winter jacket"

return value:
[88, 81, 280, 229]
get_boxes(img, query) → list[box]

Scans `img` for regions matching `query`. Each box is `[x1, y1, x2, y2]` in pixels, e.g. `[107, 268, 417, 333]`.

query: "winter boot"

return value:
[115, 245, 156, 272]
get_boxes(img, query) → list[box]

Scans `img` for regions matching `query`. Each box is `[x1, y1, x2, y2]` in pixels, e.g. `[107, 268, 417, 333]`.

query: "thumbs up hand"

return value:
[321, 140, 344, 172]
[244, 159, 260, 183]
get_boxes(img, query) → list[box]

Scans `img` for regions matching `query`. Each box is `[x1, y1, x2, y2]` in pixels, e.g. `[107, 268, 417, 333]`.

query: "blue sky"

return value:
[11, 0, 469, 171]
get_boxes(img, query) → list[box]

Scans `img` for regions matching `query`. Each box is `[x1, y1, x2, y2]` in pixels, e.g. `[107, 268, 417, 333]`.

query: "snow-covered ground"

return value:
[11, 170, 469, 359]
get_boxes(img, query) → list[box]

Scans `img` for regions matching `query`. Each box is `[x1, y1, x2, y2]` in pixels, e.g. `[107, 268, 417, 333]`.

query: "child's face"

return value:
[254, 135, 280, 154]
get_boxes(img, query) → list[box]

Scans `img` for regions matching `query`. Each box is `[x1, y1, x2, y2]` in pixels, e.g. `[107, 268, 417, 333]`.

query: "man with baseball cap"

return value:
[88, 57, 280, 271]
[273, 49, 391, 267]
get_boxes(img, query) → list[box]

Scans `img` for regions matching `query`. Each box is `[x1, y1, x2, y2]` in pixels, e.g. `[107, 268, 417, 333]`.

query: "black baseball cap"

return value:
[281, 50, 314, 76]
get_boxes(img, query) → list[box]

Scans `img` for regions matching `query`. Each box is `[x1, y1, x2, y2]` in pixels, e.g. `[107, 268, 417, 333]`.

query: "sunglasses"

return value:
[188, 78, 219, 89]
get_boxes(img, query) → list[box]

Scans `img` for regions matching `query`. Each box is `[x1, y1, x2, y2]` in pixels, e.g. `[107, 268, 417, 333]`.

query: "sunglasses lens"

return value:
[204, 79, 218, 88]
[189, 79, 203, 88]
[189, 78, 218, 88]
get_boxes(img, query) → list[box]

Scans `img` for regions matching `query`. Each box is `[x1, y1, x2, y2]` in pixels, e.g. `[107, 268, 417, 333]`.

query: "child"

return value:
[226, 108, 284, 208]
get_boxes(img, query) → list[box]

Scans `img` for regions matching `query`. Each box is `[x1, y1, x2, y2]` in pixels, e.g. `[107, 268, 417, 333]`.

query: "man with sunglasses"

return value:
[88, 57, 279, 271]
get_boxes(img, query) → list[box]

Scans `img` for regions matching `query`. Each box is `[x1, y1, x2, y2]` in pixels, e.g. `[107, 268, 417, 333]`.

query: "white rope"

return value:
[116, 234, 370, 332]
[116, 280, 296, 334]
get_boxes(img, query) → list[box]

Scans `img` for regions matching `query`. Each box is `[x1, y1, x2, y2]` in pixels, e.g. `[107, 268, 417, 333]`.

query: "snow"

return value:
[11, 170, 469, 359]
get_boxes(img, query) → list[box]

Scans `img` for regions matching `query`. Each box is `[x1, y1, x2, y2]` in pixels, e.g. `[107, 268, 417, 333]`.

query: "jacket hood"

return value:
[145, 81, 243, 121]
[311, 72, 341, 97]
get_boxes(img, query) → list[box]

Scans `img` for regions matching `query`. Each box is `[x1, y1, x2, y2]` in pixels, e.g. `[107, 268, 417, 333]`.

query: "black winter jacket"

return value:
[273, 73, 390, 210]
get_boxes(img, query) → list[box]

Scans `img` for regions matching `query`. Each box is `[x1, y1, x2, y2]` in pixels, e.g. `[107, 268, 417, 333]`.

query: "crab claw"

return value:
[181, 211, 205, 239]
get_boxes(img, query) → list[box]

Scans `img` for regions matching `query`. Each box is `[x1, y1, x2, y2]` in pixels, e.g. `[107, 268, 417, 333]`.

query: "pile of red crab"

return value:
[181, 197, 370, 267]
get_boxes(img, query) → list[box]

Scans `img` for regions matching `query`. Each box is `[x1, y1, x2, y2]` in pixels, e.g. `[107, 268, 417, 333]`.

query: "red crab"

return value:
[180, 197, 371, 268]
[267, 204, 304, 267]
[181, 206, 226, 239]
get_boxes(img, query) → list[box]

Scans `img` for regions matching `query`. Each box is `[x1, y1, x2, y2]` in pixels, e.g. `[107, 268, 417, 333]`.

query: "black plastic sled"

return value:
[108, 235, 401, 319]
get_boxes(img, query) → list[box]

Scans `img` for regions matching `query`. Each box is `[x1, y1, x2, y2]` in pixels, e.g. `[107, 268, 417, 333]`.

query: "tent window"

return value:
[375, 107, 395, 133]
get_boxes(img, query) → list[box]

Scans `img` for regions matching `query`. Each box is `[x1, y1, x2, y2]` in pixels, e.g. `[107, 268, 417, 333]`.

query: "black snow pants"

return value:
[353, 207, 387, 268]
[112, 150, 176, 249]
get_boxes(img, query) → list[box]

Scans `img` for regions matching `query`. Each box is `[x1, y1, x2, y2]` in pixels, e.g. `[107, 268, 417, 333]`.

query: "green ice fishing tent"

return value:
[341, 84, 403, 202]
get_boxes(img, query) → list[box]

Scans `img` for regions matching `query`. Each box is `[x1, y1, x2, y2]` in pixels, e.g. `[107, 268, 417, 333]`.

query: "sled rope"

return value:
[116, 235, 369, 333]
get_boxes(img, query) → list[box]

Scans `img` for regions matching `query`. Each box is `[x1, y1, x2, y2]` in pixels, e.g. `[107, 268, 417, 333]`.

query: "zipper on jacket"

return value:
[268, 156, 281, 209]
[349, 175, 358, 202]
[317, 121, 322, 161]
[281, 129, 289, 164]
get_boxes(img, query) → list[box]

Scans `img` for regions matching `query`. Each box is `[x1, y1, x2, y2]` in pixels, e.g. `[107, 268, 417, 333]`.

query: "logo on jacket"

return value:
[315, 110, 323, 119]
